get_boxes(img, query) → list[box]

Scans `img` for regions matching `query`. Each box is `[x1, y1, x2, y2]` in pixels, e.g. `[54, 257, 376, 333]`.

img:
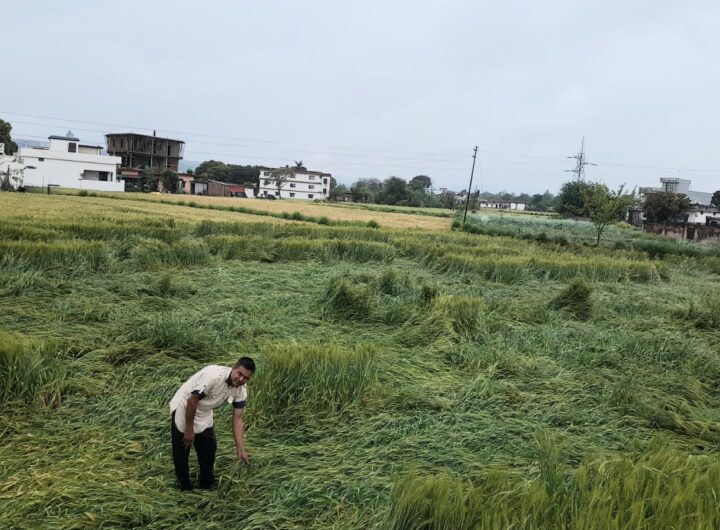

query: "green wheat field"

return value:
[2, 192, 720, 529]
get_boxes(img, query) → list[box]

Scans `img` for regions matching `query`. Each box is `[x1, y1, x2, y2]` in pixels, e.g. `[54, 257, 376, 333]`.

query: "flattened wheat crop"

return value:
[2, 193, 720, 529]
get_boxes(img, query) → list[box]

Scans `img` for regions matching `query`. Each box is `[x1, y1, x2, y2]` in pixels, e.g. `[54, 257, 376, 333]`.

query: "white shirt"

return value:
[169, 365, 248, 433]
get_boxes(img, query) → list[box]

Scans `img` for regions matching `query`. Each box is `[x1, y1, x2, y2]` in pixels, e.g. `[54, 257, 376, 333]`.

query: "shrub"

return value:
[367, 220, 380, 229]
[548, 281, 592, 320]
[252, 342, 376, 421]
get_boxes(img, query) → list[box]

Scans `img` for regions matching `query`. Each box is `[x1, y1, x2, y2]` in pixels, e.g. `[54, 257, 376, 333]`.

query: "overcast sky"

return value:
[4, 0, 720, 194]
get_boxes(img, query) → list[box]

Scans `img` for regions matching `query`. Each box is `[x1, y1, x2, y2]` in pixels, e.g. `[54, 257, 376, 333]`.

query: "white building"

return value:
[639, 177, 712, 206]
[479, 200, 526, 211]
[258, 166, 330, 200]
[19, 132, 123, 192]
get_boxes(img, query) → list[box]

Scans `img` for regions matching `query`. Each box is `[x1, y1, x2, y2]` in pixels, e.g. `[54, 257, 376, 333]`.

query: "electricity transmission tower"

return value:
[565, 137, 596, 181]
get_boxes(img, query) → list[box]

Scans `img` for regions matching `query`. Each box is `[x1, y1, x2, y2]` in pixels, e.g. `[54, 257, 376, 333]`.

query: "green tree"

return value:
[408, 175, 432, 193]
[556, 181, 593, 216]
[350, 178, 382, 203]
[642, 192, 691, 223]
[711, 190, 720, 207]
[330, 183, 349, 200]
[294, 160, 306, 171]
[377, 176, 409, 205]
[529, 190, 555, 211]
[195, 160, 229, 181]
[270, 167, 294, 199]
[0, 119, 18, 154]
[161, 169, 179, 193]
[583, 183, 636, 246]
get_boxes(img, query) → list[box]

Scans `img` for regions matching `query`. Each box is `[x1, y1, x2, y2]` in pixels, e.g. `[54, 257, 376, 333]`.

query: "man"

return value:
[169, 357, 255, 491]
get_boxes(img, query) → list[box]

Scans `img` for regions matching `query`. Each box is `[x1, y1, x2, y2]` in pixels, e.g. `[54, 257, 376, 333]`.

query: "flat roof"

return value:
[105, 132, 185, 144]
[49, 134, 79, 141]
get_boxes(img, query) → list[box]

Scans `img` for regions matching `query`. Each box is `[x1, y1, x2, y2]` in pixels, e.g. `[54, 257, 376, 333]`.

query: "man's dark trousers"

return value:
[171, 411, 217, 490]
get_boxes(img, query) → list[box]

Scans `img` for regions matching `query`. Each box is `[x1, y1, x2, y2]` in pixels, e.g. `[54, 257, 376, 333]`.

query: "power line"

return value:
[0, 110, 468, 159]
[9, 111, 720, 179]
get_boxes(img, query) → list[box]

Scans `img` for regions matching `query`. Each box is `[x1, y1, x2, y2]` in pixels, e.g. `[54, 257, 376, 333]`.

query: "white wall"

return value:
[19, 146, 123, 192]
[687, 210, 720, 224]
[258, 169, 330, 200]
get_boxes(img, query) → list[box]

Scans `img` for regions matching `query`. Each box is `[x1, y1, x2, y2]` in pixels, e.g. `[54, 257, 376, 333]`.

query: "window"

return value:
[308, 184, 314, 189]
[68, 143, 77, 153]
[38, 158, 44, 162]
[264, 180, 270, 185]
[290, 183, 296, 188]
[308, 194, 314, 199]
[309, 175, 315, 180]
[323, 188, 327, 194]
[275, 191, 279, 196]
[289, 192, 295, 197]
[264, 171, 270, 176]
[323, 178, 328, 184]
[665, 182, 675, 192]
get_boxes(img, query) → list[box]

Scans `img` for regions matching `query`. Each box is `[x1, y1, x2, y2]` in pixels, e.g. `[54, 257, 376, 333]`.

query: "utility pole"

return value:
[463, 146, 478, 224]
[565, 136, 596, 181]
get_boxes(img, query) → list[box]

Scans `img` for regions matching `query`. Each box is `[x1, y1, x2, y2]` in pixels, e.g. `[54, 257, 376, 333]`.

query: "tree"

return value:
[642, 192, 691, 223]
[583, 183, 636, 246]
[529, 190, 555, 211]
[330, 183, 349, 200]
[409, 175, 432, 193]
[556, 181, 593, 217]
[712, 190, 720, 207]
[294, 160, 306, 171]
[195, 160, 229, 181]
[161, 169, 179, 193]
[0, 119, 18, 155]
[377, 176, 409, 205]
[350, 178, 382, 203]
[270, 167, 294, 199]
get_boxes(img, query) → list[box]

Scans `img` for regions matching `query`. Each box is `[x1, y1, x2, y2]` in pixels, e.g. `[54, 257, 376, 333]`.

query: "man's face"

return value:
[229, 366, 253, 387]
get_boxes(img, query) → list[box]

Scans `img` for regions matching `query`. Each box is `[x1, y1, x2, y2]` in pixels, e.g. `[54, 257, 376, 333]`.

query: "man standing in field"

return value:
[169, 357, 255, 491]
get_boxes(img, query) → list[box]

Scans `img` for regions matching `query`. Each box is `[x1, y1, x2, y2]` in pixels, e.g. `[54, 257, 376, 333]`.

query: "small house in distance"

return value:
[207, 180, 256, 198]
[479, 200, 526, 211]
[258, 166, 330, 200]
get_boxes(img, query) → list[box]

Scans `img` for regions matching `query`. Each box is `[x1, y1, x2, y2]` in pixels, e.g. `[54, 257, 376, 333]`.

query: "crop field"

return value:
[2, 193, 720, 529]
[53, 190, 452, 231]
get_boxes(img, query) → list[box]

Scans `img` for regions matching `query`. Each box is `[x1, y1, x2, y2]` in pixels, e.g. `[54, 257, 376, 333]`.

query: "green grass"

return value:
[1, 193, 720, 528]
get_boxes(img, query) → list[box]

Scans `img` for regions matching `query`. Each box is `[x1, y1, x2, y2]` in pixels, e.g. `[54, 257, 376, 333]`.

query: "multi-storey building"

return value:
[19, 132, 123, 191]
[257, 166, 330, 200]
[105, 132, 184, 172]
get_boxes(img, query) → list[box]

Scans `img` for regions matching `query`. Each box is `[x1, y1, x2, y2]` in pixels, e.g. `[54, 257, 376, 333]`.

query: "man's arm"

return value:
[183, 393, 201, 449]
[232, 407, 250, 465]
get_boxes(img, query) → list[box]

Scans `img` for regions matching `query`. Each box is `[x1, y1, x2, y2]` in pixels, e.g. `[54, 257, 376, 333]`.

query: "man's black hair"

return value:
[235, 356, 256, 373]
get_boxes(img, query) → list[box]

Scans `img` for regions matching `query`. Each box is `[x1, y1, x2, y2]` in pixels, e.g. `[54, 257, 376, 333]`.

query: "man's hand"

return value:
[238, 450, 251, 465]
[183, 431, 195, 450]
